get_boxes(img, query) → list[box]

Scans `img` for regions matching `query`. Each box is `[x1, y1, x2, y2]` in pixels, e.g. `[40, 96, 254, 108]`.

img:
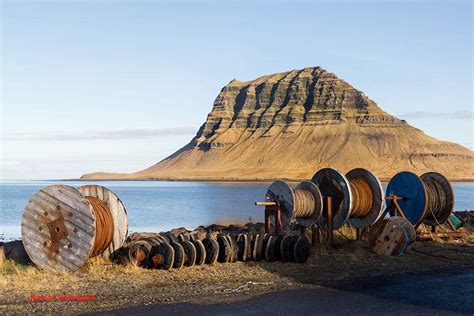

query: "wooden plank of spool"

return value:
[21, 185, 96, 272]
[420, 172, 454, 226]
[369, 217, 415, 256]
[386, 172, 428, 227]
[346, 168, 385, 229]
[311, 168, 352, 230]
[202, 237, 219, 264]
[77, 185, 128, 259]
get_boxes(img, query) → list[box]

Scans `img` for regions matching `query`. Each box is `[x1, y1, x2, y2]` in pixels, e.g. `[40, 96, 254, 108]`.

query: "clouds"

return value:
[397, 110, 473, 120]
[1, 127, 197, 141]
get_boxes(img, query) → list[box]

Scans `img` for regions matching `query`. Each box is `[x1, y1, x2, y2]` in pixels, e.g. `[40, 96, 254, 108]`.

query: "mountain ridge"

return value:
[81, 66, 474, 180]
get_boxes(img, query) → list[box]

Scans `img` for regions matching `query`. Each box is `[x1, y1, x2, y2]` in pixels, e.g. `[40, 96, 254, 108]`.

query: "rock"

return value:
[81, 66, 474, 180]
[3, 240, 33, 266]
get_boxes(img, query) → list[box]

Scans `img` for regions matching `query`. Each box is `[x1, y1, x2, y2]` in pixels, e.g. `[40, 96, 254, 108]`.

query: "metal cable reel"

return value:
[385, 171, 454, 228]
[264, 180, 323, 233]
[21, 185, 128, 272]
[311, 168, 384, 231]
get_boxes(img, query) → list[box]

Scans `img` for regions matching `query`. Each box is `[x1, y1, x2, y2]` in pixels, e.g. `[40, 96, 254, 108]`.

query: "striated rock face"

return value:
[82, 66, 474, 180]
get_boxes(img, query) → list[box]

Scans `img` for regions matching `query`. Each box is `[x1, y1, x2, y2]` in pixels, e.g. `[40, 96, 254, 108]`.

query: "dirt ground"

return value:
[1, 235, 473, 314]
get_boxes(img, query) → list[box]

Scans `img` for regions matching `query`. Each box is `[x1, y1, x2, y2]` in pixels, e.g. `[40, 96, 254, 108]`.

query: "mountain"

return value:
[81, 67, 474, 180]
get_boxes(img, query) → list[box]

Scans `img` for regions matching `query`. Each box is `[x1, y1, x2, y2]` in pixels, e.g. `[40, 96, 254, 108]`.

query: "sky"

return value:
[1, 0, 472, 180]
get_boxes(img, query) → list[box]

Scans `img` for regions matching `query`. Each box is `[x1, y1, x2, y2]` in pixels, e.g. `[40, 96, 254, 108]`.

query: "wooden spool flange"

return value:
[346, 168, 385, 229]
[420, 172, 454, 226]
[386, 171, 428, 227]
[369, 216, 416, 256]
[311, 168, 352, 230]
[21, 185, 128, 272]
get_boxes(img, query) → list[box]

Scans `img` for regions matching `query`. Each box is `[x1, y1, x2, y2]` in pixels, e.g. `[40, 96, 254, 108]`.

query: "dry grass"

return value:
[1, 233, 473, 314]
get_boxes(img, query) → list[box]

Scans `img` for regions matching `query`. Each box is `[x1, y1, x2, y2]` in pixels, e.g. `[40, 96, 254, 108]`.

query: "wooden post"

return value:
[327, 196, 333, 245]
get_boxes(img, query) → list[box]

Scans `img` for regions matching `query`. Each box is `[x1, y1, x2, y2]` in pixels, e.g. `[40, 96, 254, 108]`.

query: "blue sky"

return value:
[1, 0, 472, 179]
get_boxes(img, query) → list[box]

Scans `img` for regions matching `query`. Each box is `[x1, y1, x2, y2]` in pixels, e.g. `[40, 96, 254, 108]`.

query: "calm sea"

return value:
[1, 180, 473, 241]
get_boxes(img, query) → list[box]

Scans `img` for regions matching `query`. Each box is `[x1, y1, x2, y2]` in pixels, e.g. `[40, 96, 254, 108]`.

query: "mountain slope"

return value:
[82, 67, 474, 180]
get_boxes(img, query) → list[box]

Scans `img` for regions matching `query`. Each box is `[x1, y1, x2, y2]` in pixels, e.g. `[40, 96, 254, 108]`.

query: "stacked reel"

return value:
[21, 185, 128, 272]
[119, 231, 312, 269]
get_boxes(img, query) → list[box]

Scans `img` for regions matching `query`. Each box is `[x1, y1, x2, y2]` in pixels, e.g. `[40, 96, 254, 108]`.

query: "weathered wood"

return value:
[21, 185, 95, 272]
[370, 216, 416, 256]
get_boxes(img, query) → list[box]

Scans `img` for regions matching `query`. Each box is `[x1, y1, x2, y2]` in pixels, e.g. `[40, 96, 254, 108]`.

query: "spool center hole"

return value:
[55, 227, 60, 233]
[384, 236, 390, 242]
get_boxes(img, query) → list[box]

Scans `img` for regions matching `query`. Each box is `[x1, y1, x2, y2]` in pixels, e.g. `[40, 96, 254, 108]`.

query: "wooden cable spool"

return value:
[311, 168, 384, 230]
[369, 216, 416, 256]
[265, 180, 323, 230]
[21, 185, 128, 272]
[386, 171, 454, 227]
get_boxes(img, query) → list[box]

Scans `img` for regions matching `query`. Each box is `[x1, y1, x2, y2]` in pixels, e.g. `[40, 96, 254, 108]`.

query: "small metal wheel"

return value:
[169, 240, 185, 269]
[216, 234, 231, 263]
[225, 234, 239, 263]
[293, 235, 311, 263]
[180, 240, 196, 267]
[237, 233, 250, 261]
[202, 237, 219, 264]
[151, 242, 175, 270]
[252, 234, 264, 261]
[193, 239, 206, 265]
[280, 235, 298, 262]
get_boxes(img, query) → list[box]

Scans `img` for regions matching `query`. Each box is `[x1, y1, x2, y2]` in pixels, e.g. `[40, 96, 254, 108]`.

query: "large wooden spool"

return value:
[386, 171, 454, 227]
[21, 185, 128, 272]
[311, 167, 384, 230]
[369, 216, 416, 256]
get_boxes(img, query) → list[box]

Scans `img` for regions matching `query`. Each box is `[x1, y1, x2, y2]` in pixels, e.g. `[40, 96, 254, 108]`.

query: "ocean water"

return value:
[0, 180, 473, 241]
